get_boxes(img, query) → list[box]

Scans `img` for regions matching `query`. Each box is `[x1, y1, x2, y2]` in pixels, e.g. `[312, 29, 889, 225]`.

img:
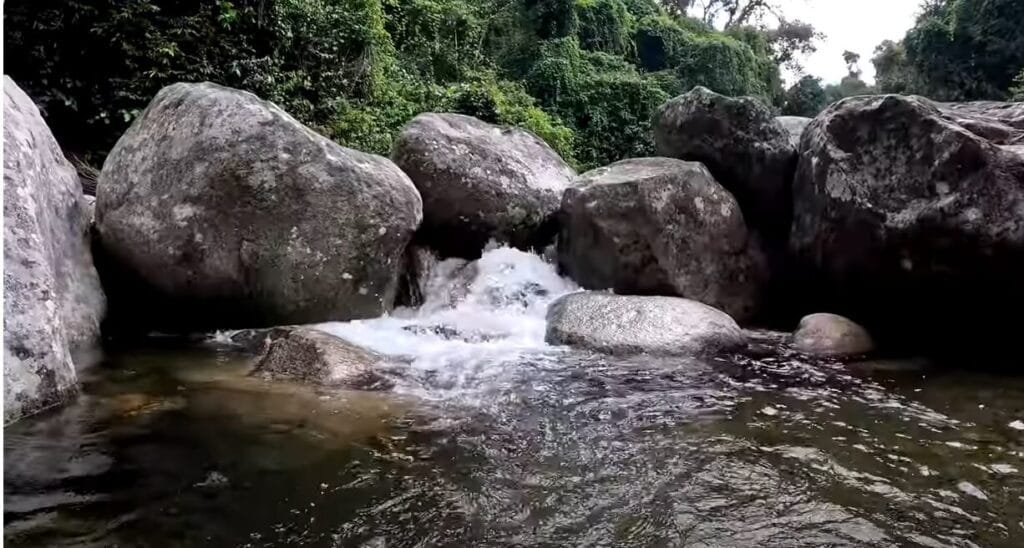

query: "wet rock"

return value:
[251, 327, 393, 389]
[654, 86, 797, 243]
[96, 82, 422, 332]
[792, 313, 874, 358]
[4, 76, 106, 423]
[776, 116, 812, 149]
[391, 113, 576, 258]
[790, 94, 1024, 357]
[545, 292, 747, 356]
[558, 157, 767, 321]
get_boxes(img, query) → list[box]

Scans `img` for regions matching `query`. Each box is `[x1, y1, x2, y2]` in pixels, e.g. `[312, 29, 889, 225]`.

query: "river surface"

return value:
[5, 247, 1024, 547]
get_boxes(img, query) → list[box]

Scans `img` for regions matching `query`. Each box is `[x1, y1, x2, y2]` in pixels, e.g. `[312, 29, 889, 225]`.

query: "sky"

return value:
[773, 0, 923, 85]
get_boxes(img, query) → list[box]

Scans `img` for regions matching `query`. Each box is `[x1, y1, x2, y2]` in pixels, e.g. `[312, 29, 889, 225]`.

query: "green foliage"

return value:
[1010, 69, 1024, 102]
[575, 0, 634, 56]
[823, 76, 873, 104]
[634, 15, 694, 71]
[782, 75, 826, 117]
[5, 0, 786, 170]
[676, 34, 769, 100]
[877, 0, 1024, 100]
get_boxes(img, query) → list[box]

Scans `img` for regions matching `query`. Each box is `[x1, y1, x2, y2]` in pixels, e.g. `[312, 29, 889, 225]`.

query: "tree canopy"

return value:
[4, 0, 793, 170]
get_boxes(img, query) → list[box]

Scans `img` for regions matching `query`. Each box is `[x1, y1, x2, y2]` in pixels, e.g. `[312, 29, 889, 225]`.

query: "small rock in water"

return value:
[760, 406, 779, 416]
[1009, 420, 1024, 430]
[956, 481, 988, 500]
[991, 464, 1018, 474]
[195, 471, 229, 488]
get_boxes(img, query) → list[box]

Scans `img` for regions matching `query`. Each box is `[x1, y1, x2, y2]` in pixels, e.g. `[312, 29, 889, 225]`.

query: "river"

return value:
[5, 247, 1024, 546]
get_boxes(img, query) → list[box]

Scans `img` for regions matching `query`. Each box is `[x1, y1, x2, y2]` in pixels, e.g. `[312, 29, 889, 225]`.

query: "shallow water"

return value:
[6, 248, 1024, 547]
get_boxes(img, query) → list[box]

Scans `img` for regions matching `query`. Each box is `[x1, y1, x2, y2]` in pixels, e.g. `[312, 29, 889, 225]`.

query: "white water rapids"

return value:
[316, 245, 579, 399]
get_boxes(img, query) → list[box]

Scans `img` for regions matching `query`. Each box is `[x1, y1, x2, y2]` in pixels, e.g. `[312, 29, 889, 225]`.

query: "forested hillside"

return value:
[4, 0, 789, 169]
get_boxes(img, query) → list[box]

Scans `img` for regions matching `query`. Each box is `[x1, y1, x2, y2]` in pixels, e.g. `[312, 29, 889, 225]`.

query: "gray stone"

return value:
[545, 292, 747, 356]
[251, 327, 392, 389]
[654, 86, 797, 242]
[776, 116, 812, 149]
[790, 94, 1024, 356]
[96, 82, 422, 331]
[558, 157, 766, 321]
[391, 113, 576, 258]
[4, 76, 106, 423]
[792, 313, 874, 357]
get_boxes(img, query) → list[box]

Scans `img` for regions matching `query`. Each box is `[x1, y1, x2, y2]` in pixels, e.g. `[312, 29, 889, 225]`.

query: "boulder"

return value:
[792, 313, 874, 358]
[251, 327, 392, 389]
[776, 116, 812, 149]
[545, 292, 747, 356]
[391, 113, 576, 258]
[557, 157, 766, 321]
[654, 86, 797, 243]
[96, 82, 422, 332]
[4, 76, 106, 423]
[790, 94, 1024, 356]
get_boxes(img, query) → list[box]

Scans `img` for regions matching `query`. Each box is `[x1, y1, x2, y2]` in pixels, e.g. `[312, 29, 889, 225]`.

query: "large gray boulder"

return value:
[391, 113, 576, 258]
[251, 327, 392, 389]
[790, 94, 1024, 356]
[4, 76, 106, 423]
[96, 82, 422, 331]
[792, 313, 874, 358]
[545, 292, 747, 356]
[654, 86, 797, 243]
[557, 157, 766, 321]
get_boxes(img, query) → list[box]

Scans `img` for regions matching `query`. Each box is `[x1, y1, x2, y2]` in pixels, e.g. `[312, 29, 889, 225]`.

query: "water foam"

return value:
[316, 246, 578, 398]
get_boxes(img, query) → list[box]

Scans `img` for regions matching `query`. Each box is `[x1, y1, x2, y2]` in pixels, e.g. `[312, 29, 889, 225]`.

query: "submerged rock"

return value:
[545, 292, 746, 356]
[654, 86, 797, 243]
[557, 157, 766, 321]
[391, 113, 576, 258]
[96, 82, 422, 332]
[4, 76, 106, 423]
[792, 313, 874, 358]
[790, 94, 1024, 357]
[251, 327, 393, 389]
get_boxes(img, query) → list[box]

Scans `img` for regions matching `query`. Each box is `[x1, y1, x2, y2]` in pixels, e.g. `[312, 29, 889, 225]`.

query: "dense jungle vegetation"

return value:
[5, 0, 1023, 169]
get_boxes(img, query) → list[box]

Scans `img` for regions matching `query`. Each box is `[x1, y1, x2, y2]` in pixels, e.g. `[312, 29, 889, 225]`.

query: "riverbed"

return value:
[5, 248, 1024, 547]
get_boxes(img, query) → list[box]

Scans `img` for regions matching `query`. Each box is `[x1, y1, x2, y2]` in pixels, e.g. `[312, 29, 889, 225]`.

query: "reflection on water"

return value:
[6, 248, 1024, 547]
[4, 342, 1024, 547]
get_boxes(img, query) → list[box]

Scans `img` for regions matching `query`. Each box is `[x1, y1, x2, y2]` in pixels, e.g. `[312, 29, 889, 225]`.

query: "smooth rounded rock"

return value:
[776, 115, 812, 149]
[545, 292, 747, 356]
[391, 113, 576, 258]
[557, 157, 766, 321]
[4, 76, 106, 423]
[251, 327, 393, 389]
[792, 313, 874, 357]
[96, 82, 422, 331]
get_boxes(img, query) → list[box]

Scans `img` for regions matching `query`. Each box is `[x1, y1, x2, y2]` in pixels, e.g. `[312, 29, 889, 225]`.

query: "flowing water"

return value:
[5, 247, 1024, 547]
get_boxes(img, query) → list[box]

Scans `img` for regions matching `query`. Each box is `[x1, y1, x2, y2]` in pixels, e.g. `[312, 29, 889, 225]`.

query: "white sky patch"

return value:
[774, 0, 922, 85]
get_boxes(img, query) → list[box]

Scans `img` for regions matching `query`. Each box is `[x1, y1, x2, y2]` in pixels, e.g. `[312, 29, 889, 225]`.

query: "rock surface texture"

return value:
[4, 76, 106, 423]
[654, 86, 797, 243]
[557, 157, 766, 321]
[792, 313, 874, 358]
[251, 327, 392, 389]
[391, 113, 576, 258]
[96, 82, 422, 331]
[545, 292, 747, 356]
[790, 94, 1024, 356]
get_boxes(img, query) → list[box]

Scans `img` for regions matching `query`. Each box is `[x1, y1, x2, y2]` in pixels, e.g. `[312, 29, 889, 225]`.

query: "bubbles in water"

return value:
[317, 246, 578, 399]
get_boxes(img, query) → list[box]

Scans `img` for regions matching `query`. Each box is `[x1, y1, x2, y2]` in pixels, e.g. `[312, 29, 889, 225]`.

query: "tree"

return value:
[823, 50, 873, 103]
[765, 19, 821, 73]
[782, 74, 826, 117]
[875, 0, 1024, 100]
